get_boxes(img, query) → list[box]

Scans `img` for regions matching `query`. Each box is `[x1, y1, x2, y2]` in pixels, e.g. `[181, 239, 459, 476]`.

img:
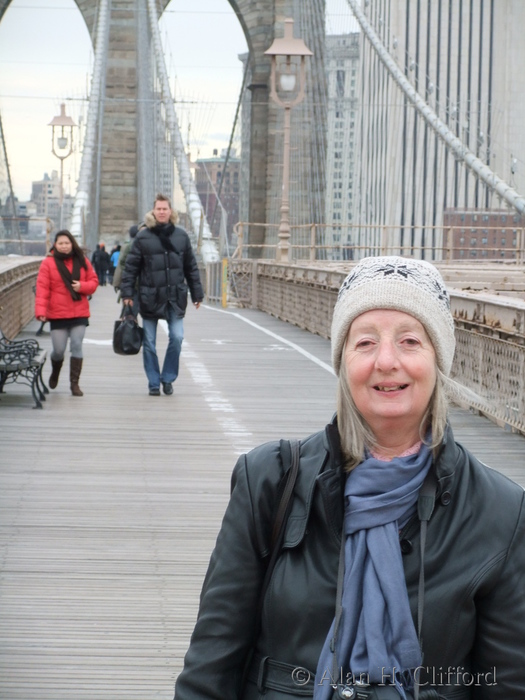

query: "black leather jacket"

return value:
[120, 217, 203, 319]
[174, 422, 525, 700]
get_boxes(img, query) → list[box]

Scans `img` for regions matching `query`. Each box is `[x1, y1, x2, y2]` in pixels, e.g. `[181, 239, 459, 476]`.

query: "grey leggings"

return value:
[50, 325, 86, 361]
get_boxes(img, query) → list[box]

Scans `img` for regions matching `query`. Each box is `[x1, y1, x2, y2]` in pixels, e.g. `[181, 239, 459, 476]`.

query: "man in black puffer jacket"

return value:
[121, 194, 204, 396]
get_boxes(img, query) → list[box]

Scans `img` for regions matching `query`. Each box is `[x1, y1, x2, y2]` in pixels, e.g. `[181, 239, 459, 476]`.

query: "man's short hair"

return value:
[154, 193, 171, 208]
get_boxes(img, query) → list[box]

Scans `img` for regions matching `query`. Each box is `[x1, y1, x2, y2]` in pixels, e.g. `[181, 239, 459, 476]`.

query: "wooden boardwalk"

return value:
[1, 285, 524, 699]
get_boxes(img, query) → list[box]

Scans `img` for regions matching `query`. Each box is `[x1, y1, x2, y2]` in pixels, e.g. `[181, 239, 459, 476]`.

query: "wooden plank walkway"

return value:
[1, 285, 524, 699]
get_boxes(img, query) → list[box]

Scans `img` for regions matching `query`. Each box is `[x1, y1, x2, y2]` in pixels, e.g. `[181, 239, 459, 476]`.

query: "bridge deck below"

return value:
[1, 286, 524, 699]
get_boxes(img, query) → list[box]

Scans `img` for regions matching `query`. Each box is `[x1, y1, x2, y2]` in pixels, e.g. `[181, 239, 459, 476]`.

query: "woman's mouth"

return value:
[374, 384, 408, 392]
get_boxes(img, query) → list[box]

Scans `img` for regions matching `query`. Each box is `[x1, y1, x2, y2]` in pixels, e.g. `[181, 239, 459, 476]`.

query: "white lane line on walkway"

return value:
[203, 304, 335, 376]
[158, 320, 254, 455]
[84, 338, 113, 345]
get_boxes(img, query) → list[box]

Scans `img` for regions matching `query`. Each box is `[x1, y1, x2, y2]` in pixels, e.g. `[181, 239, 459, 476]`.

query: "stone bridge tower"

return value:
[0, 0, 325, 250]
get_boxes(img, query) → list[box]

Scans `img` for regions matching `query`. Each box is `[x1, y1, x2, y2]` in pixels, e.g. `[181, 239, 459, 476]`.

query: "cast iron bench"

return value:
[0, 329, 49, 409]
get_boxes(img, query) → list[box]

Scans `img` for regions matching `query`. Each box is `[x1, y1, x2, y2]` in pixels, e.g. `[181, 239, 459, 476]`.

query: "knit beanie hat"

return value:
[331, 256, 456, 376]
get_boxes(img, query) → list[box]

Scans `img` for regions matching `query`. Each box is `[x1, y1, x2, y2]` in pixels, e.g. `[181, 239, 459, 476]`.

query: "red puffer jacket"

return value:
[35, 254, 99, 320]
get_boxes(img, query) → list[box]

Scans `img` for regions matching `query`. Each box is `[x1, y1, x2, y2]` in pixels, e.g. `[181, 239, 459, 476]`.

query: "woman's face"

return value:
[344, 309, 437, 441]
[55, 235, 73, 255]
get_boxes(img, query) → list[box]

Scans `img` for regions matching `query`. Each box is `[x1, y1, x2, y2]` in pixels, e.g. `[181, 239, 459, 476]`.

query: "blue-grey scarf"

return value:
[314, 444, 433, 700]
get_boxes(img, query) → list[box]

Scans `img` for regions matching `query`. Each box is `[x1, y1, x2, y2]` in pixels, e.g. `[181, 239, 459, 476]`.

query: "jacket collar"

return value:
[144, 209, 179, 229]
[282, 418, 463, 549]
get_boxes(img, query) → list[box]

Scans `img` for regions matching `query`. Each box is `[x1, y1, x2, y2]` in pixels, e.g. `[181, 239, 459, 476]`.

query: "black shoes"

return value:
[149, 384, 173, 396]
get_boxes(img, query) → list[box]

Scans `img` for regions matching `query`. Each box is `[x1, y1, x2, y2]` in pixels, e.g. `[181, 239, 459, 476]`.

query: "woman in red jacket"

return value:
[35, 230, 99, 396]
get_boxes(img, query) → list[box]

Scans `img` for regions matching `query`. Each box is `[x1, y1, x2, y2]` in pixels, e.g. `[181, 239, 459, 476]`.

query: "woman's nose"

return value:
[375, 339, 399, 370]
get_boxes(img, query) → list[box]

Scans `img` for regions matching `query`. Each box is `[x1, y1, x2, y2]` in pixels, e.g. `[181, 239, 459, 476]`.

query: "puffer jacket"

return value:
[35, 254, 99, 320]
[120, 211, 203, 319]
[174, 421, 525, 700]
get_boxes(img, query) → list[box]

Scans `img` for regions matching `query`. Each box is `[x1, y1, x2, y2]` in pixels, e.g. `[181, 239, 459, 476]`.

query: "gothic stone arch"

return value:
[0, 1, 293, 249]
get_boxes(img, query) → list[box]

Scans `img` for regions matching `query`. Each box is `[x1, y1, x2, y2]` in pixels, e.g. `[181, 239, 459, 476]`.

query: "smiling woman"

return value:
[173, 255, 525, 700]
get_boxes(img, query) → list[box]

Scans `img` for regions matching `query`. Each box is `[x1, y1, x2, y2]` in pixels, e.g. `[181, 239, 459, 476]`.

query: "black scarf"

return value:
[153, 222, 177, 254]
[54, 251, 82, 301]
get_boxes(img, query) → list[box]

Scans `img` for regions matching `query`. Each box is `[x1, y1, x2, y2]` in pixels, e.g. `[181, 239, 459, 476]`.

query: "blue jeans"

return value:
[142, 308, 184, 390]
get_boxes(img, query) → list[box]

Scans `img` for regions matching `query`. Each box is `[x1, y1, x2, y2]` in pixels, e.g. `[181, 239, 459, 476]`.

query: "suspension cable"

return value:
[346, 0, 525, 216]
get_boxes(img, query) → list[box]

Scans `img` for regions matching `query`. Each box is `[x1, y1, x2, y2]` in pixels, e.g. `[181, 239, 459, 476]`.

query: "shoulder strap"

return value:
[241, 439, 301, 689]
[260, 439, 300, 605]
[271, 439, 301, 549]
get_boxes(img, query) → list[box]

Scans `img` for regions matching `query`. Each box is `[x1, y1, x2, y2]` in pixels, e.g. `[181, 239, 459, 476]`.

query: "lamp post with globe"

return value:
[49, 103, 76, 230]
[265, 19, 313, 263]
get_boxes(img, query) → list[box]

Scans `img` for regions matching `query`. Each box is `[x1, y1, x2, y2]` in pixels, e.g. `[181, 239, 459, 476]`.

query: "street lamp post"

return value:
[49, 103, 76, 230]
[265, 18, 313, 263]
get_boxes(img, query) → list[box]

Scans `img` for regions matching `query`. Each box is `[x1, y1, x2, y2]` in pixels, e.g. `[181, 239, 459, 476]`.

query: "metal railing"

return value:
[232, 222, 525, 263]
[0, 217, 53, 255]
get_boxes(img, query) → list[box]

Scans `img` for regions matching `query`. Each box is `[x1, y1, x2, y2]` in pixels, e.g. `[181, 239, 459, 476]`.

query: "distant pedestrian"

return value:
[120, 194, 204, 396]
[113, 225, 142, 316]
[35, 229, 99, 396]
[108, 244, 121, 284]
[91, 242, 110, 286]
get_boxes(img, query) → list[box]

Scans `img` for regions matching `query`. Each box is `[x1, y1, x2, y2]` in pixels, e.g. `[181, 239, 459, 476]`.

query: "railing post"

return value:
[447, 227, 453, 261]
[221, 258, 228, 308]
[232, 222, 244, 259]
[251, 260, 259, 309]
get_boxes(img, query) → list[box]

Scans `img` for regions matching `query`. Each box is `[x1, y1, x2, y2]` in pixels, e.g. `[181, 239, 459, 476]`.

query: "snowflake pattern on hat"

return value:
[337, 257, 450, 311]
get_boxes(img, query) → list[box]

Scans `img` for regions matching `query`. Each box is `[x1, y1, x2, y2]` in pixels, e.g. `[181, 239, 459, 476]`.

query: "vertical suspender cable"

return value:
[210, 59, 250, 233]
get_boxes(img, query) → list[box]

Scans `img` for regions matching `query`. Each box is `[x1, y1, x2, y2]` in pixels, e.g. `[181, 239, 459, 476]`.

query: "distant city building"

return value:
[325, 32, 360, 259]
[195, 149, 240, 249]
[0, 196, 46, 255]
[444, 209, 525, 260]
[31, 170, 73, 231]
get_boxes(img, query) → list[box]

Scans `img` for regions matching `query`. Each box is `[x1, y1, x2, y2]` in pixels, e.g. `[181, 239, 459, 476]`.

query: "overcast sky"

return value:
[0, 0, 355, 202]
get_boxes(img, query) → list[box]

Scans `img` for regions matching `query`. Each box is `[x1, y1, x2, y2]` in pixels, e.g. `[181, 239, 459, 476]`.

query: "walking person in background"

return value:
[120, 194, 204, 396]
[91, 242, 110, 286]
[108, 244, 121, 284]
[174, 256, 525, 700]
[35, 230, 99, 396]
[113, 225, 141, 316]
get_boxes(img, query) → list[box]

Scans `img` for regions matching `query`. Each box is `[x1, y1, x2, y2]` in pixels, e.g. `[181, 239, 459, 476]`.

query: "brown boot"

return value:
[70, 357, 84, 397]
[49, 358, 63, 389]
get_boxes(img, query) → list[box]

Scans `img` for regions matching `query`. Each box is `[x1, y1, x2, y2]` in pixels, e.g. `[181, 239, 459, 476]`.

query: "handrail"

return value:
[232, 221, 525, 263]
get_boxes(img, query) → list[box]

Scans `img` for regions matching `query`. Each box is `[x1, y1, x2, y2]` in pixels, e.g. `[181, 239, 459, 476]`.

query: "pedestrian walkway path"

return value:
[1, 285, 524, 699]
